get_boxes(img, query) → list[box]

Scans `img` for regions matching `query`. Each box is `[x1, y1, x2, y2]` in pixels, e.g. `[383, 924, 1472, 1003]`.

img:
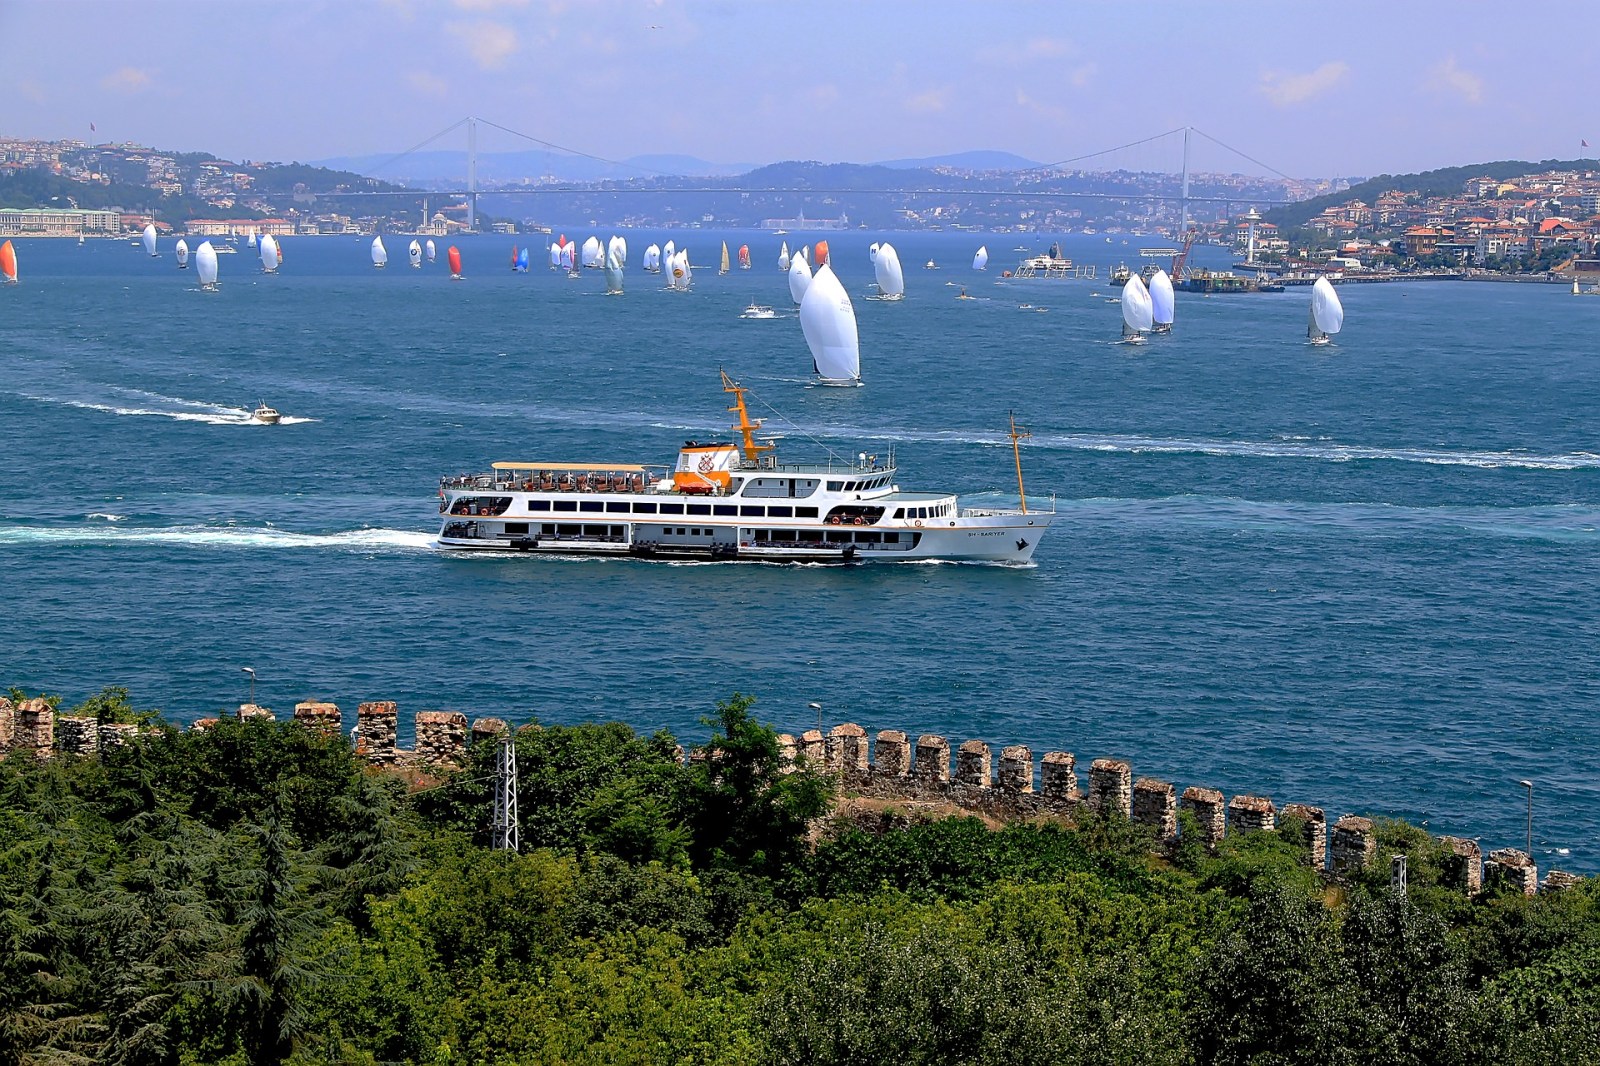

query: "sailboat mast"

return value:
[721, 370, 774, 464]
[1009, 412, 1030, 515]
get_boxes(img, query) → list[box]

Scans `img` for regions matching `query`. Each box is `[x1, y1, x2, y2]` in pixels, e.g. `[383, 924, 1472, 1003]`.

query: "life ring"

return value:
[853, 516, 864, 525]
[914, 519, 923, 527]
[829, 515, 842, 525]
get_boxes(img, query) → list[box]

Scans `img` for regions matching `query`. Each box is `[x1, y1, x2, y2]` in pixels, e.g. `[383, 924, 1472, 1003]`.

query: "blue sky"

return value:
[2, 0, 1591, 179]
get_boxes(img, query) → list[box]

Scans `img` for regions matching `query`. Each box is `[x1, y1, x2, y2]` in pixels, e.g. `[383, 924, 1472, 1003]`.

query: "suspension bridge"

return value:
[318, 117, 1299, 231]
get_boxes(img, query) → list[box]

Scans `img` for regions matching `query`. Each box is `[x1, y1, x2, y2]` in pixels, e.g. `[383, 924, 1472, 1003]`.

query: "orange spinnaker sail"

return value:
[447, 245, 462, 275]
[0, 239, 15, 282]
[738, 244, 750, 266]
[814, 240, 829, 267]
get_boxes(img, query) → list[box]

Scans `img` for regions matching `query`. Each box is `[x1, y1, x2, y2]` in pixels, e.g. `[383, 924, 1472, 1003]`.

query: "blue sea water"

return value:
[2, 231, 1597, 869]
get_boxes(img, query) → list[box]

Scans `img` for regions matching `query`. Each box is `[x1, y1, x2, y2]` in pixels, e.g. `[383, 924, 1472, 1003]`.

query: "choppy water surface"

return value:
[3, 232, 1597, 868]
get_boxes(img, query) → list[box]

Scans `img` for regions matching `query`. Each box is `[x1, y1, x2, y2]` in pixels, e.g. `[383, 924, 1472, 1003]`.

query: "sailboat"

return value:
[448, 245, 463, 280]
[175, 239, 190, 269]
[517, 247, 529, 272]
[259, 234, 281, 273]
[873, 242, 905, 300]
[814, 240, 829, 267]
[582, 236, 602, 269]
[510, 244, 519, 271]
[604, 237, 625, 295]
[142, 223, 158, 257]
[371, 236, 388, 268]
[869, 242, 879, 262]
[1148, 268, 1175, 333]
[643, 244, 661, 272]
[195, 241, 219, 291]
[787, 246, 813, 305]
[668, 249, 692, 291]
[800, 263, 862, 386]
[972, 245, 988, 271]
[738, 244, 750, 270]
[1120, 274, 1153, 344]
[247, 230, 258, 249]
[426, 239, 437, 263]
[550, 242, 562, 270]
[1307, 276, 1344, 345]
[719, 241, 730, 275]
[0, 239, 16, 284]
[778, 241, 790, 271]
[409, 240, 423, 269]
[613, 236, 627, 268]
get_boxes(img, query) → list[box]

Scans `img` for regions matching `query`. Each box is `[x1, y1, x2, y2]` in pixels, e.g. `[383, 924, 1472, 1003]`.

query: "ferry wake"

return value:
[436, 373, 1053, 563]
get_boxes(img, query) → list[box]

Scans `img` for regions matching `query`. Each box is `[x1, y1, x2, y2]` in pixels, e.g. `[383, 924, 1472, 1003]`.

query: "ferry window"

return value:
[769, 505, 792, 518]
[554, 500, 577, 512]
[584, 525, 607, 537]
[612, 526, 624, 537]
[659, 504, 684, 514]
[605, 502, 629, 513]
[740, 506, 763, 517]
[529, 500, 550, 512]
[883, 532, 899, 543]
[505, 523, 529, 535]
[828, 481, 843, 491]
[893, 508, 904, 518]
[540, 523, 555, 535]
[713, 504, 737, 516]
[558, 524, 580, 535]
[796, 507, 819, 518]
[799, 529, 823, 542]
[825, 530, 850, 543]
[579, 501, 603, 513]
[687, 504, 711, 516]
[633, 502, 657, 514]
[858, 531, 882, 544]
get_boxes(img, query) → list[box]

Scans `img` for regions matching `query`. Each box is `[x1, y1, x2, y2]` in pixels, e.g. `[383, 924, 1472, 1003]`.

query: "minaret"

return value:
[1242, 206, 1262, 265]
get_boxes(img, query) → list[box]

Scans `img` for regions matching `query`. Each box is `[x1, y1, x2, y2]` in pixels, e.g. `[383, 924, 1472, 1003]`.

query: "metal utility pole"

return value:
[1518, 779, 1533, 857]
[491, 737, 519, 852]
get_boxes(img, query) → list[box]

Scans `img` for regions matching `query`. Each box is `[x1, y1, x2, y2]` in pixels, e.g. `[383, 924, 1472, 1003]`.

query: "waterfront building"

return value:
[0, 207, 121, 236]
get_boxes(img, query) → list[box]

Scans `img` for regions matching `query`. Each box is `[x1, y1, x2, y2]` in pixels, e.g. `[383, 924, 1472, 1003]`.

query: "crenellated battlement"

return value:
[1, 694, 1583, 893]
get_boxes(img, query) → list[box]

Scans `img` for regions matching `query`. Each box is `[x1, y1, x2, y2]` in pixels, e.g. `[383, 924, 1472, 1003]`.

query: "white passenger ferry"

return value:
[436, 373, 1053, 563]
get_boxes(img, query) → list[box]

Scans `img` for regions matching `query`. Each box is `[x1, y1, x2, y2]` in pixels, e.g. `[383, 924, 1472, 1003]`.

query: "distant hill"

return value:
[872, 150, 1043, 172]
[1264, 157, 1598, 228]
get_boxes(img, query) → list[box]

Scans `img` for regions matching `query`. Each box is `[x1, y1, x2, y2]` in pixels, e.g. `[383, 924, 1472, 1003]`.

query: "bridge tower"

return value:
[466, 116, 478, 232]
[1180, 126, 1192, 235]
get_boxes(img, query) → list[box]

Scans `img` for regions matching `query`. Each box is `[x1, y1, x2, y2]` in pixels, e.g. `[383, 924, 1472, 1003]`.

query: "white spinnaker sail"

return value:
[778, 241, 790, 271]
[550, 242, 562, 268]
[869, 242, 879, 262]
[371, 236, 388, 267]
[175, 239, 189, 268]
[247, 230, 258, 249]
[800, 263, 861, 383]
[426, 239, 437, 262]
[1311, 276, 1344, 335]
[1121, 274, 1154, 333]
[582, 236, 602, 268]
[669, 249, 692, 290]
[612, 236, 627, 267]
[409, 240, 423, 268]
[788, 247, 813, 305]
[643, 244, 660, 271]
[874, 242, 905, 298]
[604, 239, 625, 293]
[259, 234, 281, 272]
[972, 245, 988, 270]
[142, 224, 157, 256]
[1148, 268, 1175, 327]
[195, 241, 219, 287]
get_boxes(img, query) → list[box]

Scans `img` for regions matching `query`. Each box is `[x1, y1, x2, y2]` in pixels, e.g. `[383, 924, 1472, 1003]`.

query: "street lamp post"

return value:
[807, 702, 822, 733]
[1518, 779, 1533, 857]
[241, 667, 257, 707]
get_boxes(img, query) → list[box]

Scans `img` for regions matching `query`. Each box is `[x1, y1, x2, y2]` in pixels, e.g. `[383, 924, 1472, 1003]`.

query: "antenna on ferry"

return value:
[720, 369, 774, 464]
[1009, 411, 1030, 515]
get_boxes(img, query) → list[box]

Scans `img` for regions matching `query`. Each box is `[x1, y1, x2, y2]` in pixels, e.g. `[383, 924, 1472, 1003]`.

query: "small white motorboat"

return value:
[740, 303, 777, 319]
[251, 402, 282, 425]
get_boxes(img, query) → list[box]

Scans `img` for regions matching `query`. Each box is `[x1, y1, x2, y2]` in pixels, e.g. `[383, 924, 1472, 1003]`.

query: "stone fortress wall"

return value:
[0, 696, 1572, 897]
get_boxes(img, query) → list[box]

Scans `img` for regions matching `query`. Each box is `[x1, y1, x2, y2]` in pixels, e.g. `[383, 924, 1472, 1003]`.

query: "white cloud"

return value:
[905, 88, 949, 115]
[101, 66, 153, 94]
[978, 36, 1072, 65]
[1427, 55, 1483, 103]
[408, 71, 450, 97]
[446, 19, 520, 69]
[1070, 62, 1097, 88]
[452, 0, 530, 9]
[807, 83, 840, 107]
[1258, 61, 1349, 107]
[1015, 88, 1067, 124]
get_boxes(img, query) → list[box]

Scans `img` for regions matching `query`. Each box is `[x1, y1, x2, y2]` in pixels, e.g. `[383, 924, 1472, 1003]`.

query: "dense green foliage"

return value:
[2, 689, 1598, 1064]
